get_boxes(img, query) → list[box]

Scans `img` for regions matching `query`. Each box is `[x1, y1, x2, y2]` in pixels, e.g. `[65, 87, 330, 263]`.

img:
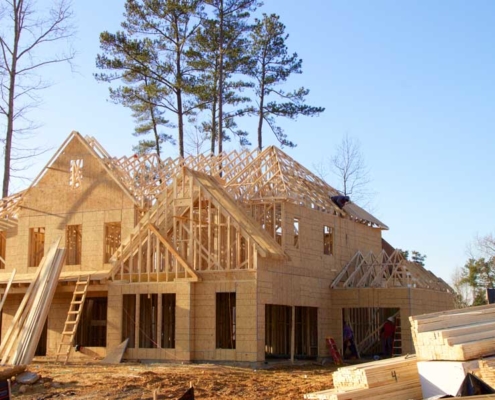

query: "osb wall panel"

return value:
[192, 278, 258, 362]
[107, 281, 194, 362]
[282, 203, 382, 279]
[4, 136, 136, 274]
[256, 268, 332, 361]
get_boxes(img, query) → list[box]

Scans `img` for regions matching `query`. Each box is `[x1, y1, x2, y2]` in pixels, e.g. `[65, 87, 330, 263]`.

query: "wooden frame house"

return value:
[0, 131, 455, 363]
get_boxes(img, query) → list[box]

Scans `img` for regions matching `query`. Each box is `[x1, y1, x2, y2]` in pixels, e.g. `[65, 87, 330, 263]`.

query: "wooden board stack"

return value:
[410, 304, 495, 361]
[477, 357, 495, 388]
[0, 238, 65, 366]
[304, 355, 423, 400]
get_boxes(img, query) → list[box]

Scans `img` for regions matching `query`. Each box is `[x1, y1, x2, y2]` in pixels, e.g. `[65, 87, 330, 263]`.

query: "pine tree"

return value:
[203, 0, 259, 153]
[95, 0, 204, 157]
[247, 14, 324, 149]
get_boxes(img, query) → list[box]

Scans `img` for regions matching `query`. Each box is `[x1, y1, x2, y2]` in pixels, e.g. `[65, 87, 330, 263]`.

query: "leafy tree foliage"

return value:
[247, 13, 324, 149]
[397, 249, 427, 267]
[188, 8, 252, 153]
[96, 1, 323, 156]
[459, 257, 495, 306]
[201, 0, 258, 153]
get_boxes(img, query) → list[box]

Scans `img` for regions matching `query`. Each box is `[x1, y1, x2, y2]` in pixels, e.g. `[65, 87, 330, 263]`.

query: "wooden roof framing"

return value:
[1, 133, 387, 230]
[85, 136, 387, 229]
[331, 249, 453, 292]
[0, 191, 25, 229]
[109, 167, 286, 282]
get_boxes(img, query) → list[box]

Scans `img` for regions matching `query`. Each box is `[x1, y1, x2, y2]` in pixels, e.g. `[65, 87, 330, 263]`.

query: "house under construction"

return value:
[0, 131, 454, 363]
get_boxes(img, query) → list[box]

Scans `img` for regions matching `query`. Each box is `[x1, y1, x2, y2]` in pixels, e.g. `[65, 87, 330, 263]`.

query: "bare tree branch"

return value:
[0, 0, 76, 196]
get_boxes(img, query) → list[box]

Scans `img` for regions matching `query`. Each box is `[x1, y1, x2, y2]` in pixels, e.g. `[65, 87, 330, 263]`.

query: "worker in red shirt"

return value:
[380, 316, 395, 358]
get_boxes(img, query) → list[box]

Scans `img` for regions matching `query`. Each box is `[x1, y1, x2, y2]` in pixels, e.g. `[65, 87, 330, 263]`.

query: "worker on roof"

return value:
[380, 316, 396, 358]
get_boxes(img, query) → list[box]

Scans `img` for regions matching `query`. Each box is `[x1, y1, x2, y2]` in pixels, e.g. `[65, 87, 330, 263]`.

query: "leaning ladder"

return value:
[55, 275, 90, 364]
[392, 315, 402, 357]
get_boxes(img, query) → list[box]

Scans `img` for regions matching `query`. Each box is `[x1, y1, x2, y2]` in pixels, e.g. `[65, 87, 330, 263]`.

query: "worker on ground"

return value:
[343, 321, 359, 359]
[380, 316, 396, 358]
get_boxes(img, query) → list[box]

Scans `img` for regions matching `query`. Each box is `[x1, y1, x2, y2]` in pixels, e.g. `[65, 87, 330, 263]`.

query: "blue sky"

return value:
[3, 0, 495, 284]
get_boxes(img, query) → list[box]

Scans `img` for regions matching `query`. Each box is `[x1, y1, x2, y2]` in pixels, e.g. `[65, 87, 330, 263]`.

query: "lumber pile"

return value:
[478, 357, 495, 388]
[304, 355, 422, 400]
[410, 304, 495, 361]
[0, 238, 65, 366]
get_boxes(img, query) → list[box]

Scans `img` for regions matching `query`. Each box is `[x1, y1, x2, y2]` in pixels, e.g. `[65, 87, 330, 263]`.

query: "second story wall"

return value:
[256, 201, 382, 281]
[4, 135, 136, 274]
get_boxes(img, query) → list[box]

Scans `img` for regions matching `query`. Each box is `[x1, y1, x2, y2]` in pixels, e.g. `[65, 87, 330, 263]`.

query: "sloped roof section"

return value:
[2, 133, 385, 230]
[188, 169, 286, 259]
[331, 249, 454, 292]
[224, 146, 387, 229]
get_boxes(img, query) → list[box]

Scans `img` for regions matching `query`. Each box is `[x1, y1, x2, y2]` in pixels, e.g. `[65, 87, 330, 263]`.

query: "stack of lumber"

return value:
[304, 355, 422, 400]
[477, 357, 495, 388]
[410, 304, 495, 361]
[0, 237, 65, 366]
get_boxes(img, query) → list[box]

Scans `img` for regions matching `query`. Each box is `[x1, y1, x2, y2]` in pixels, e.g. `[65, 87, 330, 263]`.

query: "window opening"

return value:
[0, 231, 5, 269]
[140, 294, 158, 348]
[323, 225, 333, 255]
[216, 292, 236, 349]
[69, 159, 83, 189]
[29, 227, 45, 267]
[75, 297, 107, 347]
[104, 222, 121, 263]
[122, 294, 136, 348]
[66, 225, 82, 265]
[162, 294, 176, 348]
[293, 218, 299, 248]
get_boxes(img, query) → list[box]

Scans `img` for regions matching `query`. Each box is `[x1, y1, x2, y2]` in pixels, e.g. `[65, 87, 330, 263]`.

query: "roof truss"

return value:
[331, 249, 454, 292]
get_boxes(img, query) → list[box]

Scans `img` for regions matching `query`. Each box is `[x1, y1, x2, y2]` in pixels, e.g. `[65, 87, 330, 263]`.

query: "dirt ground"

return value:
[8, 358, 341, 400]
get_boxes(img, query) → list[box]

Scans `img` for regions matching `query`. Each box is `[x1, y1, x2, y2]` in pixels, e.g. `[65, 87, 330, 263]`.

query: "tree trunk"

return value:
[176, 38, 184, 158]
[257, 62, 266, 150]
[3, 1, 21, 198]
[217, 0, 224, 155]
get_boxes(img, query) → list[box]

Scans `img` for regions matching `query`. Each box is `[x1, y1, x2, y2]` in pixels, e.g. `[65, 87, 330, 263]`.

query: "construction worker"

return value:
[380, 316, 396, 358]
[343, 321, 359, 359]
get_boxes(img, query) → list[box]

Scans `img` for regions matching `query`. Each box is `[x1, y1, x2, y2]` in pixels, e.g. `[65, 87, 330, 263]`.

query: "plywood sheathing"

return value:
[410, 303, 495, 361]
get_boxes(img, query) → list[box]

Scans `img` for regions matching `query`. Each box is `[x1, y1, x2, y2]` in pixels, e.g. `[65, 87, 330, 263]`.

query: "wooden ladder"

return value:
[392, 315, 402, 356]
[55, 275, 90, 364]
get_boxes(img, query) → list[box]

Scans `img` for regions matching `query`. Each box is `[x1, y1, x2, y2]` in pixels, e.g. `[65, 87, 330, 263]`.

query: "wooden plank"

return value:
[100, 338, 129, 364]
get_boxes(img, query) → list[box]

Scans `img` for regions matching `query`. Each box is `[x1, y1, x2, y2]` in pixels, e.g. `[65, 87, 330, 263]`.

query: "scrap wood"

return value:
[100, 338, 129, 364]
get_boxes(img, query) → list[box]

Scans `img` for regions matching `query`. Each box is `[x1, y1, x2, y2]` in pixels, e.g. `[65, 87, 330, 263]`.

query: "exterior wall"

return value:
[107, 281, 194, 361]
[3, 136, 136, 275]
[106, 271, 257, 363]
[255, 202, 384, 361]
[282, 202, 382, 275]
[0, 137, 454, 364]
[191, 272, 257, 362]
[330, 288, 456, 354]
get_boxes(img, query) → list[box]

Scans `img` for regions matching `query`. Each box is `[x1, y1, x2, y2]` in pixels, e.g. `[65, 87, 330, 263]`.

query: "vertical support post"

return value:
[291, 306, 295, 364]
[135, 294, 140, 349]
